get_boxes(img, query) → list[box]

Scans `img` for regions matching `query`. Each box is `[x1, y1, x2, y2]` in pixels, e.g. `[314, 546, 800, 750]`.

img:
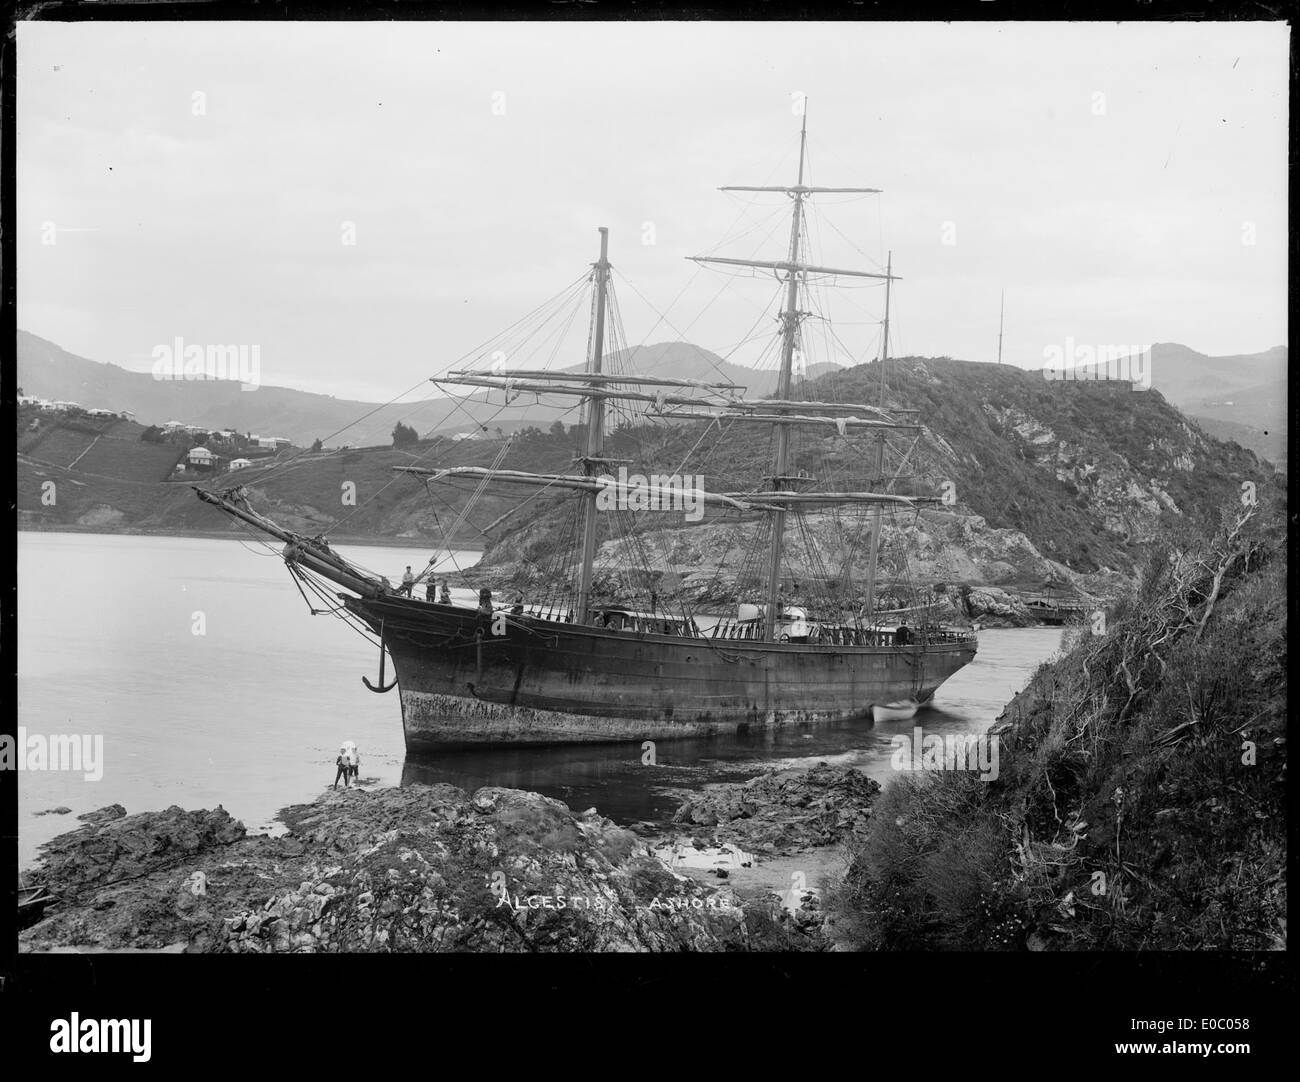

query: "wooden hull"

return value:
[344, 597, 977, 751]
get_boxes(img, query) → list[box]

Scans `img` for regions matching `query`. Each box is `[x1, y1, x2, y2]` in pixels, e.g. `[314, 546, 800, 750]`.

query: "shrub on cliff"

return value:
[824, 497, 1287, 950]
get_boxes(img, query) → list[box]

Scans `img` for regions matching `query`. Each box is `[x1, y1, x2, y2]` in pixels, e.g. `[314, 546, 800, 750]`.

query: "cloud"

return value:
[17, 20, 1288, 401]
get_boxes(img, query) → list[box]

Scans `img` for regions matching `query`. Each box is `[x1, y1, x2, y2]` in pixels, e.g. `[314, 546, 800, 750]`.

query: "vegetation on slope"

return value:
[19, 357, 1268, 582]
[475, 357, 1267, 579]
[823, 493, 1287, 950]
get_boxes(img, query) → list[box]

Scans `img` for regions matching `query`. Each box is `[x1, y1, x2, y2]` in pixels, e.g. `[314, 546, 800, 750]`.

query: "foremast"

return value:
[576, 227, 612, 624]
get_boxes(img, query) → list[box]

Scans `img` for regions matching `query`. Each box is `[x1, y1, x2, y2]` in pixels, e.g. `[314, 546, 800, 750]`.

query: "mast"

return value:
[576, 227, 611, 624]
[862, 251, 892, 621]
[684, 110, 892, 641]
[997, 289, 1004, 365]
[760, 111, 809, 640]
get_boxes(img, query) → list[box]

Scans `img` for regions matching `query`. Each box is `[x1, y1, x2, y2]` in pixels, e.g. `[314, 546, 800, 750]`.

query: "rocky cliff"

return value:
[463, 357, 1268, 618]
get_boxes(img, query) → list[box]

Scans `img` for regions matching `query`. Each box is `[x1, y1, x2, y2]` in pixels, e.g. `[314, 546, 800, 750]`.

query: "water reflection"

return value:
[402, 714, 902, 825]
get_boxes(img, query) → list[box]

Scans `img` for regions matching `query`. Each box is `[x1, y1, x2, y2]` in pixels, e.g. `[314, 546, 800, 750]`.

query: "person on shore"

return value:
[439, 580, 452, 604]
[333, 742, 360, 789]
[400, 566, 415, 597]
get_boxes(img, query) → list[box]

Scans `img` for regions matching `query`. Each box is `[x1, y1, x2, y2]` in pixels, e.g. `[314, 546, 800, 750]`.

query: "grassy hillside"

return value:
[478, 356, 1269, 579]
[824, 496, 1287, 950]
[20, 414, 185, 478]
[19, 356, 1272, 585]
[818, 356, 1266, 573]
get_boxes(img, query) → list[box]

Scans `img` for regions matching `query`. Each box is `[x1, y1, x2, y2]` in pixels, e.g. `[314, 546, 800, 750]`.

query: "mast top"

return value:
[797, 103, 807, 187]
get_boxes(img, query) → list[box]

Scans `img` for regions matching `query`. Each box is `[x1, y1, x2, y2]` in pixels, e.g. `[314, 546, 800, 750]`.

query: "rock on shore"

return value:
[669, 763, 882, 854]
[21, 785, 822, 953]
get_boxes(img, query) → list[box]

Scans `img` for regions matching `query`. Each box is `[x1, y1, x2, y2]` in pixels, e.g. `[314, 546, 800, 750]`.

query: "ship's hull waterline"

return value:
[344, 597, 977, 751]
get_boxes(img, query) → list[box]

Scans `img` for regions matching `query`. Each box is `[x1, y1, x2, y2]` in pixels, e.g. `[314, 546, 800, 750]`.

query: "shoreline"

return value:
[16, 523, 484, 552]
[19, 525, 1068, 627]
[20, 763, 878, 953]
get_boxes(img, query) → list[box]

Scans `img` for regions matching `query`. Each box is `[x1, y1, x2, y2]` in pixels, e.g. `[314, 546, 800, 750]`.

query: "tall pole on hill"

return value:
[997, 289, 1005, 365]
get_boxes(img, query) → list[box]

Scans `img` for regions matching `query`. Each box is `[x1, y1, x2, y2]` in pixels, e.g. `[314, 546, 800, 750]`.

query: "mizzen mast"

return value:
[862, 250, 892, 620]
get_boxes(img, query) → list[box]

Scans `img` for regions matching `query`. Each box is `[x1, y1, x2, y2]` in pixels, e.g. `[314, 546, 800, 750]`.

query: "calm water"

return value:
[17, 531, 1066, 867]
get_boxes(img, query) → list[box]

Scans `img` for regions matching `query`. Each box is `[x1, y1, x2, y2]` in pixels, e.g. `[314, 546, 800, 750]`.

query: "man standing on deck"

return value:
[439, 580, 452, 604]
[400, 566, 415, 597]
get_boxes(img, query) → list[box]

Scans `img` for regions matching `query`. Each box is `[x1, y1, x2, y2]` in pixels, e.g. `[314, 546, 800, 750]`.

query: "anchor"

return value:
[362, 622, 398, 693]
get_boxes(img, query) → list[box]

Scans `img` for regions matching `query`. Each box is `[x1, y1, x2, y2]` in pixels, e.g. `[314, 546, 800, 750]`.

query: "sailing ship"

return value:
[197, 112, 978, 751]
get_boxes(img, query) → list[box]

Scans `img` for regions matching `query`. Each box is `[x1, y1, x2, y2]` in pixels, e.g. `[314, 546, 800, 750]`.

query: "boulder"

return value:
[33, 804, 245, 901]
[670, 763, 882, 854]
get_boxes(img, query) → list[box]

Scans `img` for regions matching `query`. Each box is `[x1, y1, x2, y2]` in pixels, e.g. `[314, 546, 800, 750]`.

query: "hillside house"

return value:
[187, 446, 220, 470]
[229, 457, 253, 471]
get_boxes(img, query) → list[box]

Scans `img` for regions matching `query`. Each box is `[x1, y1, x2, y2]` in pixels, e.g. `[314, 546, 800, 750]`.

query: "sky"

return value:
[18, 20, 1290, 402]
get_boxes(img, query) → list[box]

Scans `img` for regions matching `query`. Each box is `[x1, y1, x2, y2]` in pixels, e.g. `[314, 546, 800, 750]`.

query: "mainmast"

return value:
[762, 112, 809, 639]
[576, 226, 611, 624]
[415, 112, 923, 640]
[862, 251, 892, 620]
[688, 108, 893, 640]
